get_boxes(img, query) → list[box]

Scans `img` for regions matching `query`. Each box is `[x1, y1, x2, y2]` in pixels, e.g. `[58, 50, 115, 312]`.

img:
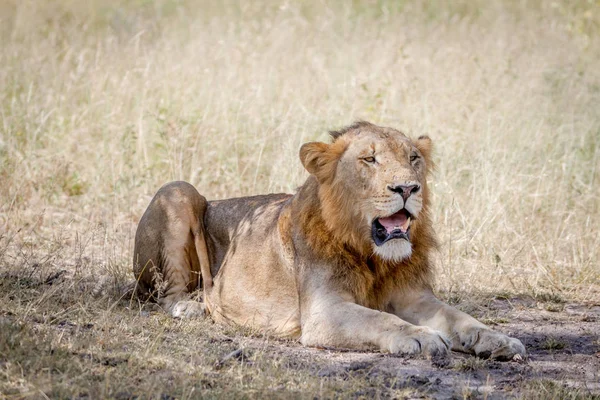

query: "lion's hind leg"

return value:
[133, 181, 212, 318]
[158, 246, 207, 318]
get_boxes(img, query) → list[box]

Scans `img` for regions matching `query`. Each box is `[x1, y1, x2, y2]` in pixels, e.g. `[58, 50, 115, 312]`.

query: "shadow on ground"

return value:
[1, 270, 599, 399]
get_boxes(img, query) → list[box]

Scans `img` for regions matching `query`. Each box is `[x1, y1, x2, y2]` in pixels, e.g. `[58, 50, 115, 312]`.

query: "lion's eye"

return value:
[410, 153, 419, 163]
[362, 156, 376, 164]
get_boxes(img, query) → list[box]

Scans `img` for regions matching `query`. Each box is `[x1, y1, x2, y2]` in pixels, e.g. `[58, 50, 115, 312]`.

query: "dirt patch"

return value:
[1, 271, 599, 399]
[207, 297, 600, 399]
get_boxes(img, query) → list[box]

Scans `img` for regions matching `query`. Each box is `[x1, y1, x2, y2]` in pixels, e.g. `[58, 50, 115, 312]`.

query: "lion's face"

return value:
[300, 122, 432, 262]
[338, 130, 430, 261]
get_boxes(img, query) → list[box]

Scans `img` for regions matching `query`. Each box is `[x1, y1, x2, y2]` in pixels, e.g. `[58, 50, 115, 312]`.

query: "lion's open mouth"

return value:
[372, 209, 412, 246]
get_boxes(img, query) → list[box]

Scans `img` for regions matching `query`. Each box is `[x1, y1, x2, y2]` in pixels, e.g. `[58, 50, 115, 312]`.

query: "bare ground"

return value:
[1, 268, 598, 399]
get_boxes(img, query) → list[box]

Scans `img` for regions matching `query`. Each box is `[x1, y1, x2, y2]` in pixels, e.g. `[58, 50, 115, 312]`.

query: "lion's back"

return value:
[204, 193, 292, 274]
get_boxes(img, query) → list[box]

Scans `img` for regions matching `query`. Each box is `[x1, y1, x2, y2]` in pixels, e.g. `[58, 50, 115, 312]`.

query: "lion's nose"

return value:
[388, 184, 420, 201]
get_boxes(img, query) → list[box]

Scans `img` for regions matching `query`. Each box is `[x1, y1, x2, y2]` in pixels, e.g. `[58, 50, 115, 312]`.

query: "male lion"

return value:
[133, 121, 525, 360]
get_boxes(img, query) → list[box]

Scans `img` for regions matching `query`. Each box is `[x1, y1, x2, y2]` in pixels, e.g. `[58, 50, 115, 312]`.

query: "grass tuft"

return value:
[542, 337, 567, 351]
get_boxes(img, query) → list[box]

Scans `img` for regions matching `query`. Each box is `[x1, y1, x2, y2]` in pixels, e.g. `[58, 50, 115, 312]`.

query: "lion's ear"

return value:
[300, 142, 329, 176]
[415, 135, 433, 166]
[299, 142, 340, 183]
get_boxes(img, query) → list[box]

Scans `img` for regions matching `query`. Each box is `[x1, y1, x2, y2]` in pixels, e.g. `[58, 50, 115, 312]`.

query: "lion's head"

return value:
[299, 121, 434, 262]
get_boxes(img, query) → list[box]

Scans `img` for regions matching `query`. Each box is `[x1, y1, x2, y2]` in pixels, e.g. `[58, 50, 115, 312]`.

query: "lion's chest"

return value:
[332, 262, 400, 311]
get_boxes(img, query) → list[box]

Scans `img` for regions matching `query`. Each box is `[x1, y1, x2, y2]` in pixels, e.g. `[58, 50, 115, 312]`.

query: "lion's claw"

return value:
[462, 327, 526, 361]
[386, 326, 451, 358]
[171, 300, 206, 318]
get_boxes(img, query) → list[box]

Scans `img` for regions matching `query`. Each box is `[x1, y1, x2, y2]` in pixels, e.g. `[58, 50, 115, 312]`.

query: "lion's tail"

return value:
[189, 192, 214, 316]
[193, 224, 213, 293]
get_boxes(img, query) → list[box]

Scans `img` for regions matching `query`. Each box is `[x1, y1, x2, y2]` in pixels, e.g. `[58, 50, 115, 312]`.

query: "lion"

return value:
[133, 121, 526, 360]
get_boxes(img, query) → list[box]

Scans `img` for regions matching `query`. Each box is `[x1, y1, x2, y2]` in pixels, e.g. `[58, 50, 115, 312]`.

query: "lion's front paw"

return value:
[171, 300, 207, 318]
[461, 327, 526, 361]
[385, 326, 451, 358]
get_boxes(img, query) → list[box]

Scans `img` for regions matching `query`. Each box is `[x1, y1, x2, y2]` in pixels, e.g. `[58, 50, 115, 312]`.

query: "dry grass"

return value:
[1, 0, 600, 398]
[521, 380, 600, 400]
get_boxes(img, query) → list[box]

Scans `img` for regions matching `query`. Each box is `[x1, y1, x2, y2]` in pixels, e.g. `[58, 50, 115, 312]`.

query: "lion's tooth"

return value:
[401, 217, 411, 231]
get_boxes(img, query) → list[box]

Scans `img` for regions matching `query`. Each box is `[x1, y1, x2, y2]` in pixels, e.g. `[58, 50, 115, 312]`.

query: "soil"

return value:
[2, 267, 599, 399]
[227, 297, 600, 399]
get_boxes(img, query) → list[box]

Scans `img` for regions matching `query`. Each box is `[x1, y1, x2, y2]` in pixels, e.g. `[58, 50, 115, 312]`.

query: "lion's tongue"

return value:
[379, 210, 410, 233]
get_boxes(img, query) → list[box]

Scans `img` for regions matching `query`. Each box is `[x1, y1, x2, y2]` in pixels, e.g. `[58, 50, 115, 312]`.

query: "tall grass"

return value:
[1, 0, 599, 300]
